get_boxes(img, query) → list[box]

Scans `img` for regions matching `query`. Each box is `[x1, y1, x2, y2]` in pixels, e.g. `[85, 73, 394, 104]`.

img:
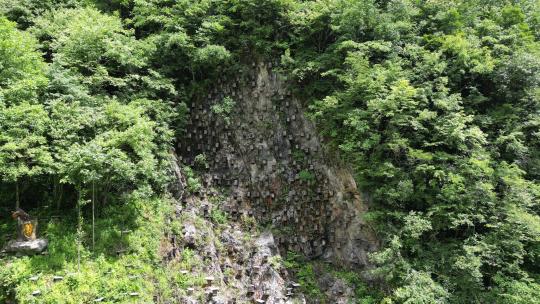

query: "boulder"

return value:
[3, 238, 48, 255]
[183, 223, 198, 247]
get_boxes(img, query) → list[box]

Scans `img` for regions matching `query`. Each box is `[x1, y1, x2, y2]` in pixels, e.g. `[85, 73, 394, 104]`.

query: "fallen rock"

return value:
[183, 223, 198, 247]
[3, 238, 48, 255]
[319, 273, 356, 304]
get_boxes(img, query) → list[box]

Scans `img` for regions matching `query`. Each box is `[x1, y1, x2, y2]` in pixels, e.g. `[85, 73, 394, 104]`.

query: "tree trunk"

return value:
[15, 181, 19, 209]
[92, 181, 95, 251]
[77, 190, 81, 274]
[56, 183, 63, 210]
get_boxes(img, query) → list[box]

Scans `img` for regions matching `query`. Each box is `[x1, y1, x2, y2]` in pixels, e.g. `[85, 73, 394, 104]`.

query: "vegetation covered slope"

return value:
[0, 0, 539, 303]
[283, 1, 540, 303]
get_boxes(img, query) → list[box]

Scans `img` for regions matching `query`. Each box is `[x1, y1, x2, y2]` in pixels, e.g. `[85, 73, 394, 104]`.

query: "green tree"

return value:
[0, 103, 52, 208]
[0, 17, 50, 209]
[0, 17, 47, 105]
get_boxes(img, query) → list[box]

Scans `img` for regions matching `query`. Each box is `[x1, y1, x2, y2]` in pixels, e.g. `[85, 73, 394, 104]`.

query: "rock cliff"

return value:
[167, 61, 379, 303]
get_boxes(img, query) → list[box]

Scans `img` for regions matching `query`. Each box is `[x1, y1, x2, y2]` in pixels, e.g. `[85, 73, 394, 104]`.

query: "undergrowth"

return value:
[284, 251, 384, 303]
[0, 196, 179, 303]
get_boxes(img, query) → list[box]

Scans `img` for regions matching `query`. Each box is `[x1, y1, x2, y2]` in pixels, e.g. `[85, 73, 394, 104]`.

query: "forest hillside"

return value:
[0, 0, 539, 303]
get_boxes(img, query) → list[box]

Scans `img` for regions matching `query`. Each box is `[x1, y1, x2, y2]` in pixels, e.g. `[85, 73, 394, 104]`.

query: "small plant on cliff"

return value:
[298, 170, 315, 183]
[211, 96, 236, 125]
[292, 149, 306, 164]
[210, 209, 227, 225]
[269, 255, 283, 271]
[332, 268, 383, 303]
[194, 153, 209, 169]
[183, 166, 201, 193]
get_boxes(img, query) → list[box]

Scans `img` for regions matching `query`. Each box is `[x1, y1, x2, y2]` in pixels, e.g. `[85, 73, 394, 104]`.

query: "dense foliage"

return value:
[284, 1, 540, 303]
[0, 0, 539, 303]
[0, 4, 181, 302]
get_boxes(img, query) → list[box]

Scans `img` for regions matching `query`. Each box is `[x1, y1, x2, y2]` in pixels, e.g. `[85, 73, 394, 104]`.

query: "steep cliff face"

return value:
[167, 62, 379, 302]
[178, 62, 378, 269]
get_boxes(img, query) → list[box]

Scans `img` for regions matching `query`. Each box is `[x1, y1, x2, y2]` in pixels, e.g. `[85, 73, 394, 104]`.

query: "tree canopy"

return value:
[0, 0, 539, 303]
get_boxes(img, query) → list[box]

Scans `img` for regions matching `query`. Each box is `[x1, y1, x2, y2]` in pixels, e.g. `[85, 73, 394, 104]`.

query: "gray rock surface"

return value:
[182, 222, 198, 247]
[163, 186, 308, 303]
[168, 61, 379, 303]
[3, 238, 48, 255]
[177, 61, 379, 270]
[319, 272, 357, 304]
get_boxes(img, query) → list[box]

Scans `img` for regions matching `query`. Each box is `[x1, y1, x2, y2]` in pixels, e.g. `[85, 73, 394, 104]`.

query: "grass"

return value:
[0, 195, 186, 303]
[284, 251, 325, 300]
[298, 169, 315, 183]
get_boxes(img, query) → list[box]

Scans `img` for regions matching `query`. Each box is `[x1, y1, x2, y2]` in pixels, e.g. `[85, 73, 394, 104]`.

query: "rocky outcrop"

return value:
[318, 272, 357, 303]
[162, 185, 307, 303]
[166, 61, 380, 303]
[177, 61, 378, 270]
